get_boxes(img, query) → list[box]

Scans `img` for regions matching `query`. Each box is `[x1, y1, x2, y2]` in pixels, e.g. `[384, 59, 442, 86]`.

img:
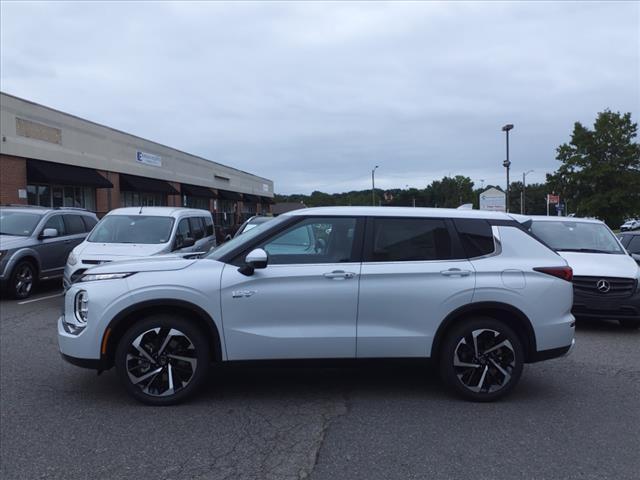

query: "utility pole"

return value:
[371, 165, 379, 206]
[521, 170, 533, 214]
[502, 124, 514, 213]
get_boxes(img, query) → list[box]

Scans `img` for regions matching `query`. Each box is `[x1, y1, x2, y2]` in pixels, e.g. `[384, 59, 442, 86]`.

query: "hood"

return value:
[75, 242, 168, 259]
[558, 252, 640, 278]
[86, 255, 197, 275]
[0, 234, 32, 250]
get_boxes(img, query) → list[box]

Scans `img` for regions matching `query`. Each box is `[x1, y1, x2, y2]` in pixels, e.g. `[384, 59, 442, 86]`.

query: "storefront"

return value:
[216, 189, 242, 227]
[119, 174, 178, 207]
[25, 159, 113, 211]
[181, 183, 216, 210]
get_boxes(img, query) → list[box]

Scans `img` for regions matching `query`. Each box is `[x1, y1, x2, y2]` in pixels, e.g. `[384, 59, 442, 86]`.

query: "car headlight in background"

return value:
[79, 272, 134, 282]
[74, 290, 89, 324]
[67, 251, 78, 265]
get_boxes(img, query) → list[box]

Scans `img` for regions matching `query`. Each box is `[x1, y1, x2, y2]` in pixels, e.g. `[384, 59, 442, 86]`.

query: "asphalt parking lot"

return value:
[1, 283, 639, 480]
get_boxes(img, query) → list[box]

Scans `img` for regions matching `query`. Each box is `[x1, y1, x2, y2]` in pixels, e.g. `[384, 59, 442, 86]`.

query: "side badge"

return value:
[232, 290, 256, 299]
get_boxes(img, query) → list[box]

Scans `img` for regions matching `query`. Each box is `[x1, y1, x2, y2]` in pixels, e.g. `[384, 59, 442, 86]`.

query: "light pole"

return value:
[406, 184, 416, 207]
[502, 124, 514, 212]
[371, 165, 379, 206]
[521, 169, 533, 214]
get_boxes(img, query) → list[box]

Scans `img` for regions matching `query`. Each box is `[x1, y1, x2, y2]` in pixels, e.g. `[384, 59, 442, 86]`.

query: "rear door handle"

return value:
[323, 270, 356, 280]
[440, 268, 472, 277]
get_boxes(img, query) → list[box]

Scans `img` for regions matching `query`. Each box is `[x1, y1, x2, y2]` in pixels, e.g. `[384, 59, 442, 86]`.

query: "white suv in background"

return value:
[529, 216, 640, 329]
[64, 207, 216, 287]
[58, 207, 575, 405]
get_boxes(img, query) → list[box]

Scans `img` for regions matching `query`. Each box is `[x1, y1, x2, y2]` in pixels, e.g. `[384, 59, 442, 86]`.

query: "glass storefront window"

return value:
[26, 184, 96, 211]
[184, 195, 210, 210]
[120, 191, 167, 207]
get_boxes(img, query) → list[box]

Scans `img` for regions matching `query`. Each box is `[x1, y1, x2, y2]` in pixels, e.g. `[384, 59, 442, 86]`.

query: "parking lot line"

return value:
[17, 293, 63, 305]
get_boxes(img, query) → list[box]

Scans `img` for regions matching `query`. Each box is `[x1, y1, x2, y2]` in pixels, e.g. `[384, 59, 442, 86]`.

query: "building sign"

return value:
[136, 151, 162, 167]
[479, 187, 506, 212]
[547, 194, 560, 204]
[262, 183, 269, 192]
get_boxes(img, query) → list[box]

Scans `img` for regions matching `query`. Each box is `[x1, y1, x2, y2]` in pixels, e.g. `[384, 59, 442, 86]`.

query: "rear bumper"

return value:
[572, 291, 640, 320]
[529, 340, 574, 363]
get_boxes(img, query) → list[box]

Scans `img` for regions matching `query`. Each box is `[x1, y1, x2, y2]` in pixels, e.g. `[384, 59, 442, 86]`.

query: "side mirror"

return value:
[41, 228, 58, 238]
[238, 248, 268, 276]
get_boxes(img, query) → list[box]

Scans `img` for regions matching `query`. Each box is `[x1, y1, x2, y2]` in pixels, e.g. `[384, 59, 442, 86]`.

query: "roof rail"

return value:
[53, 206, 90, 212]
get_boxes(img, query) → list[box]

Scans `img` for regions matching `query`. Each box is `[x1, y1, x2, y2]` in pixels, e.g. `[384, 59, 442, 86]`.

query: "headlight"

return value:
[79, 272, 134, 282]
[74, 290, 89, 324]
[67, 251, 78, 266]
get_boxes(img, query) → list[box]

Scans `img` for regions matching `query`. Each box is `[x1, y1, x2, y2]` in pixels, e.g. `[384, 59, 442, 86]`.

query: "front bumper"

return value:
[572, 291, 640, 320]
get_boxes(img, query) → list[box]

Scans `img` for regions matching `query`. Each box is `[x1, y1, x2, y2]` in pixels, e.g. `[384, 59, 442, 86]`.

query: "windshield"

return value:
[530, 220, 623, 254]
[88, 215, 175, 244]
[0, 211, 42, 236]
[207, 216, 288, 260]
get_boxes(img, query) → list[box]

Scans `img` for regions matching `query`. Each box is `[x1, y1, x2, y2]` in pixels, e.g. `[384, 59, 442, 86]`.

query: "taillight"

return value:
[534, 266, 573, 282]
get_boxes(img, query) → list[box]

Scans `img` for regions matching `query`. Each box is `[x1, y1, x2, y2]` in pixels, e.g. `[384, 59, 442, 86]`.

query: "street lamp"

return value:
[371, 165, 379, 206]
[521, 170, 534, 214]
[502, 124, 514, 212]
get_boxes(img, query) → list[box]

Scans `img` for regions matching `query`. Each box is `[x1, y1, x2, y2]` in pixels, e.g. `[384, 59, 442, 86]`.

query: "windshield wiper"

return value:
[556, 248, 614, 254]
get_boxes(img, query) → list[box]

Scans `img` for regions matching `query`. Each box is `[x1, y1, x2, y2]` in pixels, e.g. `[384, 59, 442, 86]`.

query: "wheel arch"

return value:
[431, 302, 537, 363]
[101, 299, 223, 370]
[8, 249, 41, 277]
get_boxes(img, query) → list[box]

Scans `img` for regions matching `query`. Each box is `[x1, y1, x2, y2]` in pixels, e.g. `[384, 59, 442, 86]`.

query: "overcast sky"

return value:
[1, 1, 638, 194]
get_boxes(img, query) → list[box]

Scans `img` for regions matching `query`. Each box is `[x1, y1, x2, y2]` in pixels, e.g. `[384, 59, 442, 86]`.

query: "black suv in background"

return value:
[0, 206, 98, 299]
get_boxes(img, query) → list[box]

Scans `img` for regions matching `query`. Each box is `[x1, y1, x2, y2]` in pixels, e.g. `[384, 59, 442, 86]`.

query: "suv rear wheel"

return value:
[115, 314, 210, 405]
[439, 317, 524, 402]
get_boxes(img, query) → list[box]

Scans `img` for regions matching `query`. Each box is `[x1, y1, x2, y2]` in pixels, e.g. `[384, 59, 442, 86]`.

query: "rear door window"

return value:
[189, 217, 205, 240]
[367, 218, 453, 262]
[203, 216, 214, 236]
[82, 216, 98, 231]
[627, 236, 640, 254]
[64, 215, 86, 234]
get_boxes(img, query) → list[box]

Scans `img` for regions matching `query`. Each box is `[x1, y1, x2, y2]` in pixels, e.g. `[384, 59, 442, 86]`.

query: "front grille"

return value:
[573, 276, 637, 298]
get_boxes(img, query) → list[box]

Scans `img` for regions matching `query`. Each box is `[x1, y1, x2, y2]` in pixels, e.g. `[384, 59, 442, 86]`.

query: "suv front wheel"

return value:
[9, 260, 37, 299]
[115, 314, 210, 405]
[439, 317, 524, 402]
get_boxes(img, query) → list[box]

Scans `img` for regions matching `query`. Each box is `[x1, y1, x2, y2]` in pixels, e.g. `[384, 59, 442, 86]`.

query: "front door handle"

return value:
[323, 270, 356, 280]
[440, 268, 472, 277]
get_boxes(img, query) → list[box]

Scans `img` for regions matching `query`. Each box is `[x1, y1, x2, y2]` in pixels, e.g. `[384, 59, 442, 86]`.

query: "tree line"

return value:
[275, 111, 639, 227]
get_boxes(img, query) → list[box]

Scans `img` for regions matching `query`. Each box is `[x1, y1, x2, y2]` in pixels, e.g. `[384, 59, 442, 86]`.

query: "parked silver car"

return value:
[64, 207, 216, 287]
[0, 206, 98, 298]
[59, 207, 575, 405]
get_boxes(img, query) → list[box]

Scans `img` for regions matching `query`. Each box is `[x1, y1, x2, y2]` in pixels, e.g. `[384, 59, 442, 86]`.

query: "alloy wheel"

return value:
[125, 327, 198, 397]
[15, 264, 34, 297]
[453, 328, 516, 394]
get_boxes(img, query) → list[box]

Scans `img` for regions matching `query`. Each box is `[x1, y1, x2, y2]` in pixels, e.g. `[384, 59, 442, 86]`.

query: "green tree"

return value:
[547, 110, 640, 226]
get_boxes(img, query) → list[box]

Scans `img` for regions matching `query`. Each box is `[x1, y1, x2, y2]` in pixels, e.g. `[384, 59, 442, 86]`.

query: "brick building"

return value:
[0, 92, 274, 234]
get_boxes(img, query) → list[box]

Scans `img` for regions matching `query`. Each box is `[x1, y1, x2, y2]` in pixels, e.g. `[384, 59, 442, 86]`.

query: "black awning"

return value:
[243, 194, 261, 203]
[120, 174, 179, 194]
[27, 159, 113, 188]
[181, 183, 217, 198]
[260, 196, 275, 204]
[217, 189, 242, 201]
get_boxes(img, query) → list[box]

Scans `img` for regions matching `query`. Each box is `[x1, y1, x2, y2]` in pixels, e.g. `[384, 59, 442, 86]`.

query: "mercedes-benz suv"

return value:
[58, 207, 575, 405]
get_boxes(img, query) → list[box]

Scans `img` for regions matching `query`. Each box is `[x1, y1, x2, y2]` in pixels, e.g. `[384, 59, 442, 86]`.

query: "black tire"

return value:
[619, 319, 640, 330]
[115, 314, 210, 406]
[439, 317, 524, 402]
[9, 260, 37, 300]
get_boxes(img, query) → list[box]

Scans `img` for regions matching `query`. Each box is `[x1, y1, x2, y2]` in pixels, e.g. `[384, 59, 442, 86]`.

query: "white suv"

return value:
[58, 207, 575, 405]
[64, 207, 216, 288]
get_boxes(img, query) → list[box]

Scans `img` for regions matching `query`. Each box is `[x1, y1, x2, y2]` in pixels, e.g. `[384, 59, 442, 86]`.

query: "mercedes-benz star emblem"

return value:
[596, 279, 611, 293]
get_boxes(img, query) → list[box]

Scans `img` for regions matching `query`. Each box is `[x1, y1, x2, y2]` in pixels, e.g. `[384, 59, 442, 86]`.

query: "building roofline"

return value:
[0, 90, 272, 184]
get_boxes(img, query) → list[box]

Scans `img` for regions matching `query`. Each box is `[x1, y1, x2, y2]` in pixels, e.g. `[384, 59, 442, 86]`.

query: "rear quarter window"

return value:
[453, 219, 495, 258]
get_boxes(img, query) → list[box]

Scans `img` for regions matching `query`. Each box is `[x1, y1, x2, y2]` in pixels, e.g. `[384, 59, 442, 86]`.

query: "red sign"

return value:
[547, 194, 560, 204]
